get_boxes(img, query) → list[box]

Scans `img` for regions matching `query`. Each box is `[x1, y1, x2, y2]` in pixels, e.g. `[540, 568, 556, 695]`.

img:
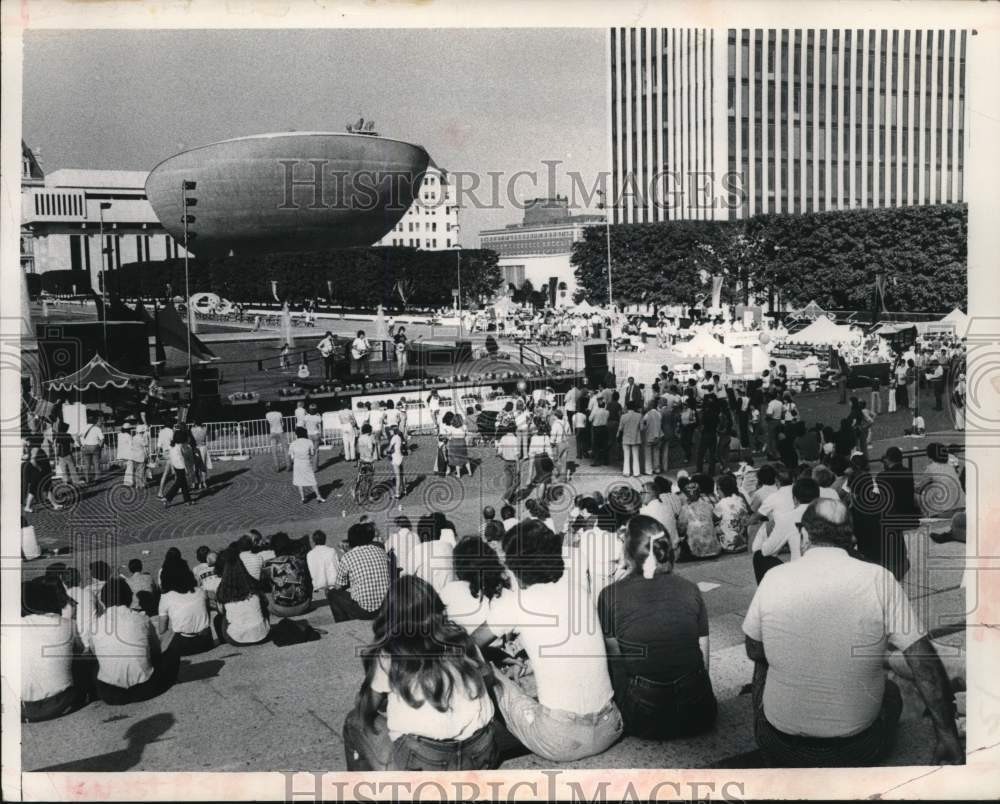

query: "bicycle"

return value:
[353, 460, 375, 503]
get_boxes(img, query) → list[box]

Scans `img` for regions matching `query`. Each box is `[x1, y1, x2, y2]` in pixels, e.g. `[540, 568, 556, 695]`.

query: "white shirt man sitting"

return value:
[743, 498, 961, 767]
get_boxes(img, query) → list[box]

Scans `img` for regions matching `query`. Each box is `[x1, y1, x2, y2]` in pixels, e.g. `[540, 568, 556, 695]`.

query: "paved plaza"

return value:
[21, 388, 968, 772]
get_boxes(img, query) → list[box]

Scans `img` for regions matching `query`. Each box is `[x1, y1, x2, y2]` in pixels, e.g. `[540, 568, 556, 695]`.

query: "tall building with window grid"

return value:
[376, 160, 460, 250]
[608, 28, 970, 222]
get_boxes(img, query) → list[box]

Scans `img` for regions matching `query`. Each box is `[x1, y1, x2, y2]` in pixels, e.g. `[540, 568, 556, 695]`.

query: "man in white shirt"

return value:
[350, 330, 372, 377]
[306, 530, 340, 595]
[79, 417, 105, 485]
[384, 515, 419, 570]
[475, 521, 623, 762]
[338, 402, 358, 461]
[641, 404, 662, 475]
[743, 498, 961, 767]
[317, 331, 337, 379]
[751, 476, 820, 582]
[548, 409, 570, 480]
[764, 392, 784, 458]
[572, 499, 625, 600]
[155, 422, 174, 496]
[264, 402, 287, 472]
[749, 465, 839, 535]
[496, 426, 520, 504]
[294, 401, 307, 430]
[400, 533, 455, 595]
[500, 504, 518, 532]
[639, 482, 679, 544]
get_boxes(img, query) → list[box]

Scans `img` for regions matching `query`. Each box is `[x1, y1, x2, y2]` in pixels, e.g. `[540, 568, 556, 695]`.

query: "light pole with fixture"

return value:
[181, 180, 197, 385]
[595, 189, 613, 311]
[98, 201, 112, 352]
[452, 217, 463, 339]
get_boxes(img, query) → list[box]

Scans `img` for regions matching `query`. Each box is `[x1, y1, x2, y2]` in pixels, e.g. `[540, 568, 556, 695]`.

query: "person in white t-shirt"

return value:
[264, 402, 287, 472]
[157, 558, 213, 655]
[342, 575, 499, 771]
[92, 579, 181, 704]
[751, 476, 821, 583]
[350, 330, 372, 377]
[338, 401, 358, 461]
[473, 520, 624, 762]
[438, 536, 511, 635]
[384, 515, 420, 573]
[20, 576, 86, 722]
[306, 530, 341, 595]
[743, 498, 961, 767]
[304, 404, 323, 470]
[294, 402, 307, 430]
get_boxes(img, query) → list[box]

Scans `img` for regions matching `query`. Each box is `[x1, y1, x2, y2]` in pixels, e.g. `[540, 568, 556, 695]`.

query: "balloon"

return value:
[759, 332, 770, 345]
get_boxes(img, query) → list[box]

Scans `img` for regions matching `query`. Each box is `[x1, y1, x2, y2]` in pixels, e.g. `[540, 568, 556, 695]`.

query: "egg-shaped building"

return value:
[145, 132, 429, 257]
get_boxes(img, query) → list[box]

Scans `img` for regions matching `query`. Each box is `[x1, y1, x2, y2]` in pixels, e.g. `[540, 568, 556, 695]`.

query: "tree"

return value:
[571, 204, 967, 314]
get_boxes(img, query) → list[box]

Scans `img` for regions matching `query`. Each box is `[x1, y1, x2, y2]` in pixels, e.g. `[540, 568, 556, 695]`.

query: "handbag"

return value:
[269, 617, 321, 646]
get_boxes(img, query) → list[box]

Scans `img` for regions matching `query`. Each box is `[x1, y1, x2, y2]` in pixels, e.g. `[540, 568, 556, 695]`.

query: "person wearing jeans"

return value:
[53, 422, 82, 485]
[599, 516, 717, 739]
[78, 419, 104, 485]
[474, 521, 624, 762]
[496, 426, 520, 504]
[163, 431, 195, 507]
[343, 576, 499, 772]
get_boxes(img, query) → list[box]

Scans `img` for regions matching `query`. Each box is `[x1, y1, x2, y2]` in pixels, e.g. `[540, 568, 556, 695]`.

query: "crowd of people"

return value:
[22, 414, 966, 767]
[19, 304, 969, 771]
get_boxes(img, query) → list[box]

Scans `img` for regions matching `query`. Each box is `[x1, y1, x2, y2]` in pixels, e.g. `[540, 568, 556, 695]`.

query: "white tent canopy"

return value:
[785, 316, 857, 345]
[571, 300, 599, 315]
[676, 331, 740, 364]
[941, 307, 968, 331]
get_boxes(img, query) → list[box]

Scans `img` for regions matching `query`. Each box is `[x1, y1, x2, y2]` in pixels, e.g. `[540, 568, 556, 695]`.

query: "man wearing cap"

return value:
[743, 498, 962, 767]
[117, 421, 135, 486]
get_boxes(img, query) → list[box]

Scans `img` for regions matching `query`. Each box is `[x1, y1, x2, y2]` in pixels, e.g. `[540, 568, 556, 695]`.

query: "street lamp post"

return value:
[596, 190, 613, 311]
[181, 180, 197, 388]
[454, 222, 463, 339]
[98, 201, 112, 352]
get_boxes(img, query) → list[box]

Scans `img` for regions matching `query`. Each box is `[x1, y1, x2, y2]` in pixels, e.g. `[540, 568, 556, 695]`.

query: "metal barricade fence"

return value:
[92, 397, 591, 467]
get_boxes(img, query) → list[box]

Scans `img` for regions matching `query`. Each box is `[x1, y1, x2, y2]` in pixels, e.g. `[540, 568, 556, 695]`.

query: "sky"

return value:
[22, 28, 608, 243]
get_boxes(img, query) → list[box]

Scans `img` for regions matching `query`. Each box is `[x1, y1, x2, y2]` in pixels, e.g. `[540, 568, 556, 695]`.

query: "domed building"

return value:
[145, 127, 430, 258]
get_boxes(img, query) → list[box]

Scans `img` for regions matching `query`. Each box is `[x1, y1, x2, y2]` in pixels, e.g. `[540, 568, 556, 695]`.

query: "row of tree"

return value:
[108, 246, 502, 309]
[571, 203, 967, 313]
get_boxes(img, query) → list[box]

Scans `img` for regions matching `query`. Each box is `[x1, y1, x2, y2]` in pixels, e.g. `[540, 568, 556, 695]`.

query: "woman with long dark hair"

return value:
[158, 554, 213, 655]
[342, 575, 499, 771]
[214, 550, 270, 646]
[438, 536, 511, 634]
[597, 515, 716, 740]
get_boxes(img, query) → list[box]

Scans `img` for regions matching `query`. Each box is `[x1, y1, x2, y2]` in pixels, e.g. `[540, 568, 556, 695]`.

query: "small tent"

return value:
[940, 308, 968, 334]
[675, 331, 740, 364]
[785, 316, 857, 345]
[571, 299, 599, 315]
[799, 300, 827, 320]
